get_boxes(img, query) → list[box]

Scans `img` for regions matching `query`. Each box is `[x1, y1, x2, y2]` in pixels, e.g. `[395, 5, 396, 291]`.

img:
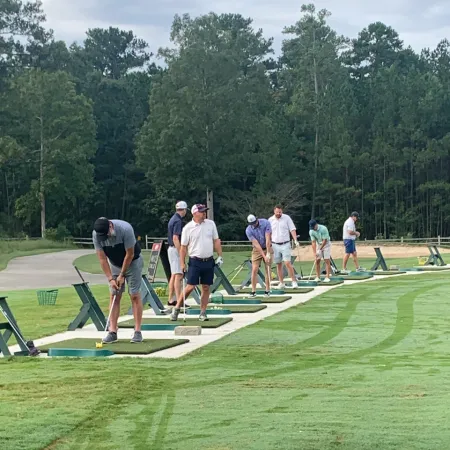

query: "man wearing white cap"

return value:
[170, 204, 223, 322]
[245, 215, 272, 297]
[167, 201, 188, 307]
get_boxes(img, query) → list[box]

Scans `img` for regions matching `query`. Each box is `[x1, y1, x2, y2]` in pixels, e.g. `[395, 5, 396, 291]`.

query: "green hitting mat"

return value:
[260, 296, 293, 304]
[40, 338, 189, 355]
[119, 317, 232, 329]
[371, 270, 406, 275]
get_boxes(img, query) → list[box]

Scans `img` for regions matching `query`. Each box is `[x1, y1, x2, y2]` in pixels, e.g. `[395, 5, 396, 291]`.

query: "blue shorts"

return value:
[187, 257, 215, 286]
[344, 239, 356, 254]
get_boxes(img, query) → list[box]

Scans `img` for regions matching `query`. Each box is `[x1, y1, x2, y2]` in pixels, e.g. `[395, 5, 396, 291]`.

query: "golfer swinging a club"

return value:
[309, 219, 331, 283]
[92, 217, 144, 343]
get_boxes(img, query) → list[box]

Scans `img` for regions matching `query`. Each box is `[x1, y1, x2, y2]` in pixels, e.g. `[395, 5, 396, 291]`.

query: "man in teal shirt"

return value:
[309, 219, 331, 282]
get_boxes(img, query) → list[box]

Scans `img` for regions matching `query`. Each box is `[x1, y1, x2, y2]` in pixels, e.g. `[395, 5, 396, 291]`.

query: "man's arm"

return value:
[173, 235, 181, 251]
[180, 245, 187, 271]
[252, 239, 265, 258]
[172, 221, 182, 251]
[288, 216, 298, 242]
[214, 238, 222, 257]
[97, 250, 113, 280]
[265, 232, 272, 253]
[120, 247, 135, 276]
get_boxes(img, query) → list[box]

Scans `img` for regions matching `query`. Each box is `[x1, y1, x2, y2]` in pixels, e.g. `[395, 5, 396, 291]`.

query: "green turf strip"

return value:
[209, 305, 267, 313]
[119, 317, 232, 328]
[40, 338, 189, 355]
[412, 266, 450, 271]
[260, 296, 292, 304]
[371, 270, 407, 275]
[338, 275, 373, 280]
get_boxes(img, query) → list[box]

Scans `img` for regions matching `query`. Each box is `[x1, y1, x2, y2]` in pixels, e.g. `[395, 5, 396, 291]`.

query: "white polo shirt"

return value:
[268, 214, 296, 244]
[181, 219, 219, 258]
[343, 217, 356, 240]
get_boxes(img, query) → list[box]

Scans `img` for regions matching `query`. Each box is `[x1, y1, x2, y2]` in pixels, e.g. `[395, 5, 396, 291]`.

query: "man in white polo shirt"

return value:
[268, 205, 299, 289]
[170, 204, 223, 322]
[342, 211, 364, 273]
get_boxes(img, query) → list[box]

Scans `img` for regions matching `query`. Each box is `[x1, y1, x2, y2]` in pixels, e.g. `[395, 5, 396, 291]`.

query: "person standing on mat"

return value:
[268, 205, 299, 289]
[309, 219, 331, 283]
[245, 214, 272, 298]
[167, 201, 189, 307]
[342, 211, 363, 273]
[170, 204, 223, 322]
[92, 217, 144, 344]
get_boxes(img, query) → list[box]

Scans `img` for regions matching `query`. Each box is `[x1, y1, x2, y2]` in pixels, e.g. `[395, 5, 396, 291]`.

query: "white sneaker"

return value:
[323, 277, 331, 283]
[314, 277, 320, 282]
[341, 269, 349, 275]
[278, 283, 285, 289]
[291, 282, 298, 288]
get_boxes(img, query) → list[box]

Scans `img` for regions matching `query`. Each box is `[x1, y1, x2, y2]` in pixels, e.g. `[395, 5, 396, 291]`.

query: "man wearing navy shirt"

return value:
[245, 214, 272, 297]
[167, 201, 188, 306]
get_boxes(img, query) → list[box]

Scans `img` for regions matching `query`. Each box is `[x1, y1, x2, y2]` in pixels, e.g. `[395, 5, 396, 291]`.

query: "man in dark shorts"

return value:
[170, 204, 223, 322]
[342, 211, 363, 273]
[93, 217, 144, 343]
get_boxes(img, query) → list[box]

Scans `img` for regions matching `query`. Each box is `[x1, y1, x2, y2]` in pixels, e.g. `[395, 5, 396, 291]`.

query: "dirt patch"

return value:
[293, 244, 450, 262]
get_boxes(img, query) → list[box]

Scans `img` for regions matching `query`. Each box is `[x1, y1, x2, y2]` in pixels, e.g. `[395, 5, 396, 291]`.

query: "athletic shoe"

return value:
[323, 278, 331, 283]
[278, 283, 285, 289]
[264, 291, 271, 298]
[314, 277, 321, 282]
[341, 269, 349, 275]
[199, 312, 209, 321]
[248, 292, 257, 298]
[168, 300, 177, 307]
[291, 282, 298, 289]
[356, 267, 365, 272]
[102, 331, 118, 344]
[131, 331, 143, 343]
[170, 308, 180, 321]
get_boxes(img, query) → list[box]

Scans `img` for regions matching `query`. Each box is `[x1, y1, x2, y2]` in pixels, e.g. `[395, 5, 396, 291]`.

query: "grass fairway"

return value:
[73, 251, 430, 285]
[3, 272, 450, 449]
[0, 239, 74, 271]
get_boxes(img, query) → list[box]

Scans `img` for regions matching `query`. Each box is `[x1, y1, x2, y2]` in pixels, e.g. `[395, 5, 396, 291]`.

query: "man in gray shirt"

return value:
[92, 217, 144, 343]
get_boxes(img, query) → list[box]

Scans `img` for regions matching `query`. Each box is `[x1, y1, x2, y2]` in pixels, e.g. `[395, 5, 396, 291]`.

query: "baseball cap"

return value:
[247, 214, 257, 225]
[176, 201, 188, 210]
[191, 204, 209, 214]
[309, 219, 318, 230]
[94, 217, 110, 241]
[351, 211, 360, 218]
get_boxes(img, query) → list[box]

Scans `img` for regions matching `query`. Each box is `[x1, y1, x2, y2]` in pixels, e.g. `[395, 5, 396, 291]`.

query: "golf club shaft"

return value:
[74, 266, 86, 283]
[105, 292, 118, 333]
[182, 276, 186, 323]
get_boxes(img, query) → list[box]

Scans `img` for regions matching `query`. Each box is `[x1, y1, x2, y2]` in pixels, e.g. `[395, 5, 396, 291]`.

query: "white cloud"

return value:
[40, 0, 450, 54]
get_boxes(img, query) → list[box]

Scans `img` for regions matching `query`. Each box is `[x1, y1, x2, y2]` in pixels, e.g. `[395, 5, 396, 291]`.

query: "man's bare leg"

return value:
[325, 260, 331, 278]
[343, 253, 350, 270]
[200, 285, 210, 313]
[175, 285, 195, 309]
[168, 275, 176, 303]
[277, 263, 284, 285]
[352, 252, 360, 269]
[108, 292, 122, 332]
[251, 261, 260, 292]
[173, 273, 182, 302]
[130, 292, 143, 331]
[315, 259, 321, 278]
[285, 261, 296, 282]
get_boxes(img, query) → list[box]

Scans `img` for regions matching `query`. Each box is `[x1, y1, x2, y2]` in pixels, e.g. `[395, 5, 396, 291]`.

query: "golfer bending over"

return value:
[245, 214, 272, 297]
[170, 204, 223, 322]
[93, 217, 143, 343]
[268, 205, 299, 288]
[342, 211, 364, 273]
[309, 219, 331, 283]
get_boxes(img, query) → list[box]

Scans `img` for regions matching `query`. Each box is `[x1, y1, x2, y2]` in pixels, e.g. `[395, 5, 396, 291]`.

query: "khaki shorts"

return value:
[251, 248, 272, 266]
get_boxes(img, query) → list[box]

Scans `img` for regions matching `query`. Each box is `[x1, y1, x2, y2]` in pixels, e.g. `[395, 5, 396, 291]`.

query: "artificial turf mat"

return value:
[40, 338, 189, 355]
[259, 296, 292, 304]
[119, 317, 233, 328]
[210, 304, 267, 313]
[412, 266, 450, 271]
[339, 275, 373, 280]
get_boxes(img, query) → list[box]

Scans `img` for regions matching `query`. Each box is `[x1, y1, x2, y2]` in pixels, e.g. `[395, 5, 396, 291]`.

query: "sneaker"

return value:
[264, 291, 271, 298]
[102, 331, 118, 344]
[168, 300, 177, 307]
[314, 277, 321, 282]
[278, 283, 285, 289]
[291, 282, 298, 289]
[170, 308, 180, 321]
[323, 277, 331, 283]
[199, 312, 209, 321]
[356, 267, 365, 272]
[341, 269, 349, 275]
[131, 331, 143, 343]
[248, 292, 257, 298]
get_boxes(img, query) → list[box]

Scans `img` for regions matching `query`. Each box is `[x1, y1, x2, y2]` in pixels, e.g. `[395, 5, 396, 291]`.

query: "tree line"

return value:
[1, 1, 450, 241]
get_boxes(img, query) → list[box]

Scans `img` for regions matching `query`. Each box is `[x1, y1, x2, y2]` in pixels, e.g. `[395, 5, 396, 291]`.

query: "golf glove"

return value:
[316, 250, 323, 259]
[215, 256, 224, 267]
[294, 240, 300, 248]
[265, 252, 271, 262]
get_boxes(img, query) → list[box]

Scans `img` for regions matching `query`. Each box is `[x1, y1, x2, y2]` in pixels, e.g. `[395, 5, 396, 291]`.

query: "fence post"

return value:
[438, 235, 441, 246]
[145, 235, 149, 250]
[401, 236, 403, 243]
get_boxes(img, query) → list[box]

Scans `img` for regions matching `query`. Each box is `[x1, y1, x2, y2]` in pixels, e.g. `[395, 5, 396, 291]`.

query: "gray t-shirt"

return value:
[92, 219, 140, 268]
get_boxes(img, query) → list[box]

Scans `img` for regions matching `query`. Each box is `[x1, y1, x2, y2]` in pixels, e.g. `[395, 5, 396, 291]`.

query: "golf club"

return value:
[182, 275, 187, 324]
[308, 260, 316, 280]
[0, 305, 40, 356]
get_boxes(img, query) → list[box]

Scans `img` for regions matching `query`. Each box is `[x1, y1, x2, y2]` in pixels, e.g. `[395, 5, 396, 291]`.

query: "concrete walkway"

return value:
[0, 250, 106, 291]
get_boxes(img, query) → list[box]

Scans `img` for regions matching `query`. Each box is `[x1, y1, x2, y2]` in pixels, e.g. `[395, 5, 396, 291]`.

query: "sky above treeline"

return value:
[40, 0, 450, 58]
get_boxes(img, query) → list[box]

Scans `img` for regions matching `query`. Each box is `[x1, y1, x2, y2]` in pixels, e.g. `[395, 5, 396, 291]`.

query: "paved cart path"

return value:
[0, 250, 106, 291]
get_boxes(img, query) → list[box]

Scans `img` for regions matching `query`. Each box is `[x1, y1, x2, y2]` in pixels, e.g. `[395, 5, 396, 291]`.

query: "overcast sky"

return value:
[40, 0, 450, 59]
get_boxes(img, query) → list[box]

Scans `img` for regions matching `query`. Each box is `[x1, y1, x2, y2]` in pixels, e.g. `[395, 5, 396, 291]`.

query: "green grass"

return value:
[73, 251, 438, 284]
[40, 338, 189, 355]
[3, 272, 450, 448]
[0, 239, 74, 271]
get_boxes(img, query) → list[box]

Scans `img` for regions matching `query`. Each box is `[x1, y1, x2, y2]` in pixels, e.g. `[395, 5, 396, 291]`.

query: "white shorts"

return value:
[273, 242, 292, 264]
[321, 245, 331, 260]
[168, 246, 182, 275]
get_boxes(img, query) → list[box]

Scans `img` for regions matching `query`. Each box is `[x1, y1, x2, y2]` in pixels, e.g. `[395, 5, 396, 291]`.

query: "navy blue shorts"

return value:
[344, 239, 356, 254]
[187, 257, 215, 286]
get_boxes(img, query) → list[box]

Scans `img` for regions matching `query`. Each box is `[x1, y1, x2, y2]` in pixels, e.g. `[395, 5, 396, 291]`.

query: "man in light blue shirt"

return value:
[309, 219, 331, 282]
[245, 215, 272, 297]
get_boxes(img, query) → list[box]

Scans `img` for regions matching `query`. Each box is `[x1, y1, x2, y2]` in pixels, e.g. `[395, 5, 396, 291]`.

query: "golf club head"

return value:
[26, 340, 41, 357]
